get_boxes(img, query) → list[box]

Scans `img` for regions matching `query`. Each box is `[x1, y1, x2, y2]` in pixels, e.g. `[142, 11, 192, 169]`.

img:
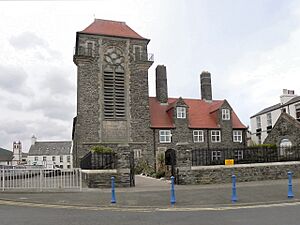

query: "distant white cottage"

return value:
[27, 136, 73, 169]
[250, 89, 300, 144]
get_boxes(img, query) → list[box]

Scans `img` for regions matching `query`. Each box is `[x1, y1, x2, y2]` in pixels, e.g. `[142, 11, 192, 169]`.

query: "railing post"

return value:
[111, 176, 116, 204]
[170, 176, 176, 206]
[231, 174, 238, 203]
[79, 169, 82, 191]
[288, 171, 294, 199]
[2, 168, 4, 191]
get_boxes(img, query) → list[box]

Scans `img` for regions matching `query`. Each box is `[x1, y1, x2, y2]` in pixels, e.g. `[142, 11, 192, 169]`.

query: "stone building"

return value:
[12, 141, 22, 166]
[0, 147, 13, 166]
[264, 112, 300, 147]
[250, 89, 300, 144]
[72, 19, 247, 173]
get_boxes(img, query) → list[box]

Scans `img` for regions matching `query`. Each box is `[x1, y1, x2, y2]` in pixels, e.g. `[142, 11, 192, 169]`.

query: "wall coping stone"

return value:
[191, 161, 300, 170]
[82, 169, 117, 174]
[118, 168, 130, 173]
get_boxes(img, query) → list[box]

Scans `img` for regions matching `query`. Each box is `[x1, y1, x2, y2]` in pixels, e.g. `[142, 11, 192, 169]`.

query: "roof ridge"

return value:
[94, 18, 126, 24]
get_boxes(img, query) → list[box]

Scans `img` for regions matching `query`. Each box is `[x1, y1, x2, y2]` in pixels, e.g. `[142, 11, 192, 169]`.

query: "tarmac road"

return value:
[1, 201, 300, 225]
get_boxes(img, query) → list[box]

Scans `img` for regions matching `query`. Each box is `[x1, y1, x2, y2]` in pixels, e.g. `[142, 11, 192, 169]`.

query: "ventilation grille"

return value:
[104, 71, 125, 119]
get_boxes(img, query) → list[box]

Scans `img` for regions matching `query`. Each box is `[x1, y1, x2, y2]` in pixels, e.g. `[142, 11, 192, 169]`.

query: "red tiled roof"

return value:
[149, 97, 246, 129]
[81, 19, 146, 40]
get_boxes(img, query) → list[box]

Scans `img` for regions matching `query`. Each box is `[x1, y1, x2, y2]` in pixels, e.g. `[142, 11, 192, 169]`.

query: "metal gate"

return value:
[0, 168, 82, 192]
[129, 151, 135, 187]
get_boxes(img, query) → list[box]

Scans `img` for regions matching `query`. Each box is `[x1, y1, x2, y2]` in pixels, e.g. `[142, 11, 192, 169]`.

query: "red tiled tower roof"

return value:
[149, 97, 246, 129]
[81, 19, 147, 40]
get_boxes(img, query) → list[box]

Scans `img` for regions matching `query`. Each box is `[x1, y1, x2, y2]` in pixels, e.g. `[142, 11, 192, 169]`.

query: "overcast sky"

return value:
[0, 0, 299, 152]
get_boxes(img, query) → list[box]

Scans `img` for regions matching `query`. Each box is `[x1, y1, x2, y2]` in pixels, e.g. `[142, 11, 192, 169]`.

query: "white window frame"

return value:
[67, 156, 71, 163]
[234, 150, 243, 160]
[60, 155, 63, 163]
[193, 130, 204, 143]
[233, 130, 243, 143]
[52, 156, 56, 161]
[256, 116, 261, 129]
[159, 130, 172, 143]
[211, 151, 221, 161]
[134, 149, 142, 159]
[211, 130, 221, 142]
[266, 113, 272, 126]
[42, 156, 46, 161]
[222, 109, 230, 120]
[295, 105, 300, 121]
[34, 156, 38, 161]
[177, 107, 186, 119]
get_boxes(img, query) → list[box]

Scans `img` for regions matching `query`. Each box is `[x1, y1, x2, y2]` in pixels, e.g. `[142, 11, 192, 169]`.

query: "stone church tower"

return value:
[73, 19, 154, 167]
[12, 141, 22, 165]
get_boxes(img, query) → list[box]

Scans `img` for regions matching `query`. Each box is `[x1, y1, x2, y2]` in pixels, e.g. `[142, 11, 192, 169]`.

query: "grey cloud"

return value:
[0, 119, 71, 152]
[9, 32, 47, 50]
[41, 69, 75, 96]
[29, 97, 75, 121]
[0, 65, 32, 96]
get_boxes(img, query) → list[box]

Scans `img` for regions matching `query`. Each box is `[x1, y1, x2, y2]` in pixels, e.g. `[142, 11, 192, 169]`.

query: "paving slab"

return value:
[0, 175, 300, 209]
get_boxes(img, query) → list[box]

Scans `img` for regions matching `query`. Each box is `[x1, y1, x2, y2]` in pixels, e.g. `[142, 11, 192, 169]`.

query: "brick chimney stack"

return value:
[200, 71, 212, 102]
[156, 65, 168, 103]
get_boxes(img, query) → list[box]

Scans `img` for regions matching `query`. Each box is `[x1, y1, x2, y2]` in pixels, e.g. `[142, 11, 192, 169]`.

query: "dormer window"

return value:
[177, 107, 186, 119]
[222, 109, 230, 120]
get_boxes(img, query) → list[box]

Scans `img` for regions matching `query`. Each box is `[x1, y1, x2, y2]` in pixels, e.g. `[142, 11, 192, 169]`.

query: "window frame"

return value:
[256, 116, 261, 129]
[211, 151, 222, 161]
[60, 155, 63, 163]
[193, 130, 204, 143]
[159, 130, 172, 143]
[266, 113, 272, 126]
[52, 156, 56, 162]
[211, 130, 221, 143]
[295, 105, 300, 121]
[177, 107, 186, 119]
[234, 150, 244, 160]
[233, 130, 243, 143]
[222, 109, 230, 120]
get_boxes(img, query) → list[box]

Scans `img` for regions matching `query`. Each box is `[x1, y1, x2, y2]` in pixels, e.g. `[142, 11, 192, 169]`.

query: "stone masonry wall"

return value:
[82, 169, 131, 188]
[177, 161, 300, 185]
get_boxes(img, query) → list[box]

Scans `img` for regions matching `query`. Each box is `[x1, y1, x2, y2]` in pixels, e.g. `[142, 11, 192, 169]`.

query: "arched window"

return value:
[279, 139, 292, 156]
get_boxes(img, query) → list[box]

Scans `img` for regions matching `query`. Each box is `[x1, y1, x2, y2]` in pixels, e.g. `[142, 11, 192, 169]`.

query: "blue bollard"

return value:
[231, 175, 238, 203]
[170, 176, 176, 206]
[111, 176, 116, 204]
[288, 171, 294, 199]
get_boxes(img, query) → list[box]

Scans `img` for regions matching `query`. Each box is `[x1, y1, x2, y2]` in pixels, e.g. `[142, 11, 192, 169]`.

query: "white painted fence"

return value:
[0, 168, 82, 191]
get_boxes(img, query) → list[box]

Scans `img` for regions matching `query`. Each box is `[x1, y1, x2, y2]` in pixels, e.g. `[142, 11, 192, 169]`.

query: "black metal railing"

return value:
[80, 152, 116, 169]
[192, 146, 300, 166]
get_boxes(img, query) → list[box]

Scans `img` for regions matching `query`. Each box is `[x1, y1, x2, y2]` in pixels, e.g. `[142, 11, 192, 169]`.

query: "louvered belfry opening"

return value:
[103, 46, 126, 119]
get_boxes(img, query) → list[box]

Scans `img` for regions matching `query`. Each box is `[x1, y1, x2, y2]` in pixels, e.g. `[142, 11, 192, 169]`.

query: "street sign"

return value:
[225, 159, 234, 166]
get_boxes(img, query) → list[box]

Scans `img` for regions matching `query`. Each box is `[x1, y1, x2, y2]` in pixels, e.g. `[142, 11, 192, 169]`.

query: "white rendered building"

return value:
[27, 136, 73, 169]
[250, 89, 300, 144]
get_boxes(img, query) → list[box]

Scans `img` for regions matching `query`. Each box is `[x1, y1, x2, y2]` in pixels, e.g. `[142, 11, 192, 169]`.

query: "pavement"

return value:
[1, 175, 300, 210]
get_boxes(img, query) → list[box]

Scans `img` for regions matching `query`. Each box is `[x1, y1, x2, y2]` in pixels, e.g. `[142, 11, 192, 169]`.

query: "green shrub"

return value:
[91, 145, 113, 153]
[155, 170, 165, 179]
[135, 159, 154, 175]
[251, 144, 277, 149]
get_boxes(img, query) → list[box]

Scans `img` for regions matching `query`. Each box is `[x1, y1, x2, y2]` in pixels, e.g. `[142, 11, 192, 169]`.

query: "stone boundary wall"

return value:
[82, 169, 131, 188]
[178, 161, 300, 185]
